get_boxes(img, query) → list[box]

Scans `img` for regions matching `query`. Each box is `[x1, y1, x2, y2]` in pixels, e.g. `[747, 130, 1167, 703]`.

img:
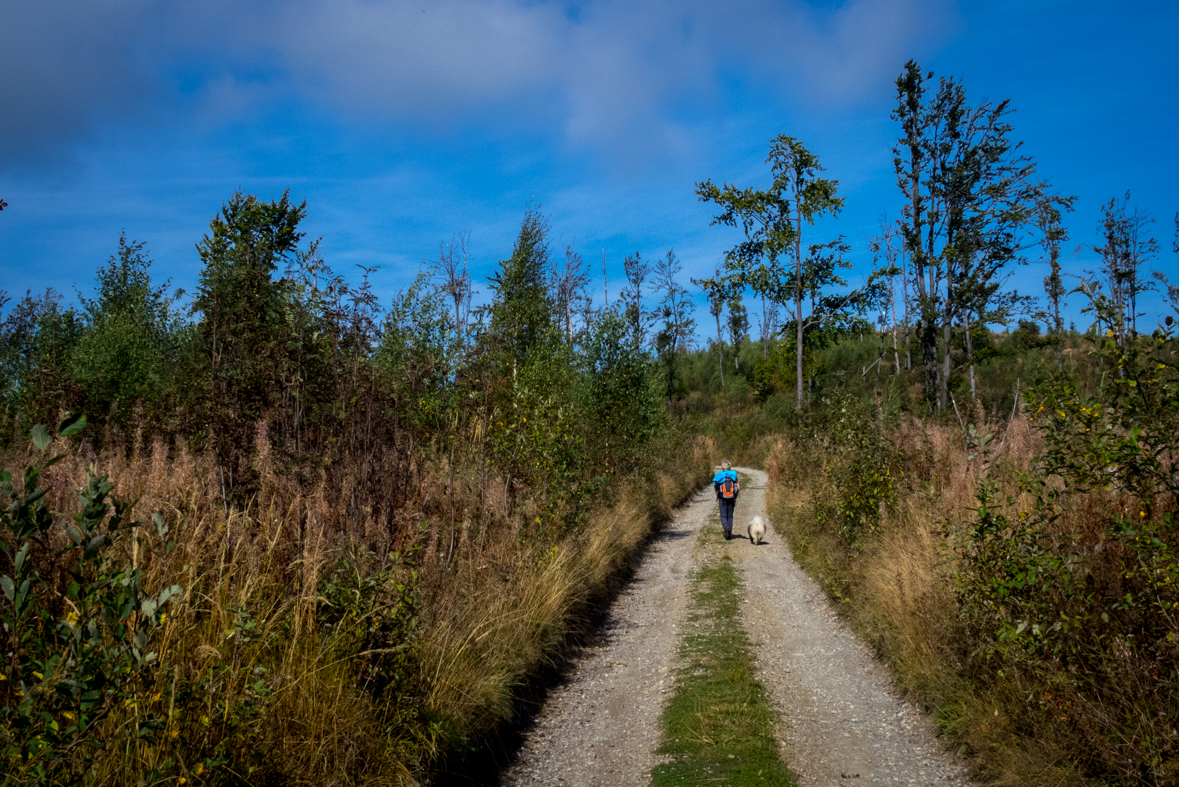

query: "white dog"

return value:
[747, 516, 766, 545]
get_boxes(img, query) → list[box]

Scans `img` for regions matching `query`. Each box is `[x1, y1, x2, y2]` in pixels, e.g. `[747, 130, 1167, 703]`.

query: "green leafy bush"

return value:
[811, 397, 903, 546]
[1, 415, 181, 785]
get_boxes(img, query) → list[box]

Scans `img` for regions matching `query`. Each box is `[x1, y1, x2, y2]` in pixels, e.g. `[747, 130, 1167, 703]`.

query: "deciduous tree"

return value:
[698, 135, 868, 409]
[893, 60, 1070, 409]
[692, 270, 726, 385]
[74, 234, 182, 429]
[1092, 192, 1157, 339]
[1037, 198, 1069, 372]
[653, 249, 694, 405]
[727, 295, 749, 371]
[621, 252, 653, 352]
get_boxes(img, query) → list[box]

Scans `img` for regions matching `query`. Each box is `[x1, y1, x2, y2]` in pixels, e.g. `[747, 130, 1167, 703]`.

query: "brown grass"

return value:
[3, 427, 712, 785]
[764, 417, 1097, 786]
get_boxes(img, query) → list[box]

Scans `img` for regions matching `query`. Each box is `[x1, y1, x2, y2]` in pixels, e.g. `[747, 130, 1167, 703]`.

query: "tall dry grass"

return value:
[765, 414, 1098, 786]
[420, 436, 713, 748]
[3, 425, 712, 785]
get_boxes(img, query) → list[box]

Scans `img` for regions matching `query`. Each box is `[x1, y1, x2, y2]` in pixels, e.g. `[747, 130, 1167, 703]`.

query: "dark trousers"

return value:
[718, 497, 735, 533]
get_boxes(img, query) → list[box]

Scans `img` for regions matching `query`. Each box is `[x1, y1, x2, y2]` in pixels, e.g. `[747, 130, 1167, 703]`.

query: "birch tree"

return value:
[697, 135, 868, 410]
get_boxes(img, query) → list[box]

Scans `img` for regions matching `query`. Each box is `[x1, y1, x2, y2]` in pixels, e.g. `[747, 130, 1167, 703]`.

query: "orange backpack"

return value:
[721, 476, 737, 499]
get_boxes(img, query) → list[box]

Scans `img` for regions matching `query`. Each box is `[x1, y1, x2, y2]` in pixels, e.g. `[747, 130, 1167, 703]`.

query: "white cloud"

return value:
[0, 0, 958, 169]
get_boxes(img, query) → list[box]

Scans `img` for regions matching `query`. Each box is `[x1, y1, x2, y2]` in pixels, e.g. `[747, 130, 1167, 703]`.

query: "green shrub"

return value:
[952, 298, 1179, 782]
[1, 415, 181, 785]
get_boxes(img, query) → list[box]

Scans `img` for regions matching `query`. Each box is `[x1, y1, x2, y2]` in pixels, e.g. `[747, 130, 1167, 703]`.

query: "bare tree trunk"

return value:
[795, 284, 804, 411]
[901, 245, 911, 371]
[909, 172, 940, 409]
[794, 199, 806, 411]
[941, 317, 952, 411]
[888, 271, 899, 374]
[602, 249, 608, 308]
[762, 294, 770, 358]
[715, 312, 724, 386]
[965, 314, 977, 400]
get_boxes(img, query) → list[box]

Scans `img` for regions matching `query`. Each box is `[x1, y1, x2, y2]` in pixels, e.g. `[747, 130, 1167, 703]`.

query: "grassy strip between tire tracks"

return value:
[651, 500, 797, 787]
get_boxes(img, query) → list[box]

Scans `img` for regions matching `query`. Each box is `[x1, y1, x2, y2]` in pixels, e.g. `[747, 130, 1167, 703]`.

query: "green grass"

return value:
[650, 515, 797, 787]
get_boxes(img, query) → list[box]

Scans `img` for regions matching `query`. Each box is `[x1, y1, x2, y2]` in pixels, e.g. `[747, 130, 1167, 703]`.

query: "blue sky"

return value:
[2, 0, 1176, 337]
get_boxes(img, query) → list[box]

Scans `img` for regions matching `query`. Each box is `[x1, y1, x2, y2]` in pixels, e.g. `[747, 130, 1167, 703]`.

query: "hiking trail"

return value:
[501, 468, 975, 786]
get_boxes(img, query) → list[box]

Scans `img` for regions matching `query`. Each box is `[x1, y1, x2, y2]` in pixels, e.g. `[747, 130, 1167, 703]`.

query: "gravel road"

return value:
[501, 468, 976, 787]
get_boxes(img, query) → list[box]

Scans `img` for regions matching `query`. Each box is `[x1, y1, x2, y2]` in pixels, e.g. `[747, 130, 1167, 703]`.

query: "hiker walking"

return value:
[713, 460, 739, 540]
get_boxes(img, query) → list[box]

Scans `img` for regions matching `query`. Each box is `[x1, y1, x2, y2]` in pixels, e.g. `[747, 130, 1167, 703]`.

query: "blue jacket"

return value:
[713, 469, 739, 498]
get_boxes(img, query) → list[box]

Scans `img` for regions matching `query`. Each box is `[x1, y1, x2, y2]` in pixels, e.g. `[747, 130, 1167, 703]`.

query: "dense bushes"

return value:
[766, 297, 1179, 785]
[952, 301, 1179, 782]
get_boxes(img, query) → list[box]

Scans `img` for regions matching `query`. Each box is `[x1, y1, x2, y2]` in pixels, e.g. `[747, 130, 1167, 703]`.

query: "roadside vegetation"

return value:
[681, 57, 1179, 785]
[0, 200, 709, 784]
[750, 305, 1178, 785]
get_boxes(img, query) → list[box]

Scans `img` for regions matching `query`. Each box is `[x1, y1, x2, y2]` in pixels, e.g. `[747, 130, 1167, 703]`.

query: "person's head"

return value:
[721, 460, 731, 470]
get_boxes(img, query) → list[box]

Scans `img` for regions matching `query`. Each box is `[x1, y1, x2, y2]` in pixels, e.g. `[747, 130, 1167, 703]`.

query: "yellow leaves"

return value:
[62, 711, 75, 721]
[33, 671, 44, 680]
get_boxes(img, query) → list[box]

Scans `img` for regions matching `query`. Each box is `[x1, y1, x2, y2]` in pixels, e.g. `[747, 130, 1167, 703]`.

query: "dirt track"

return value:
[501, 468, 975, 786]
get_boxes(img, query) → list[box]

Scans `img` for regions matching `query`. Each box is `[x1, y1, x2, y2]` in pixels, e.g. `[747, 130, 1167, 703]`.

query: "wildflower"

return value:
[33, 671, 43, 680]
